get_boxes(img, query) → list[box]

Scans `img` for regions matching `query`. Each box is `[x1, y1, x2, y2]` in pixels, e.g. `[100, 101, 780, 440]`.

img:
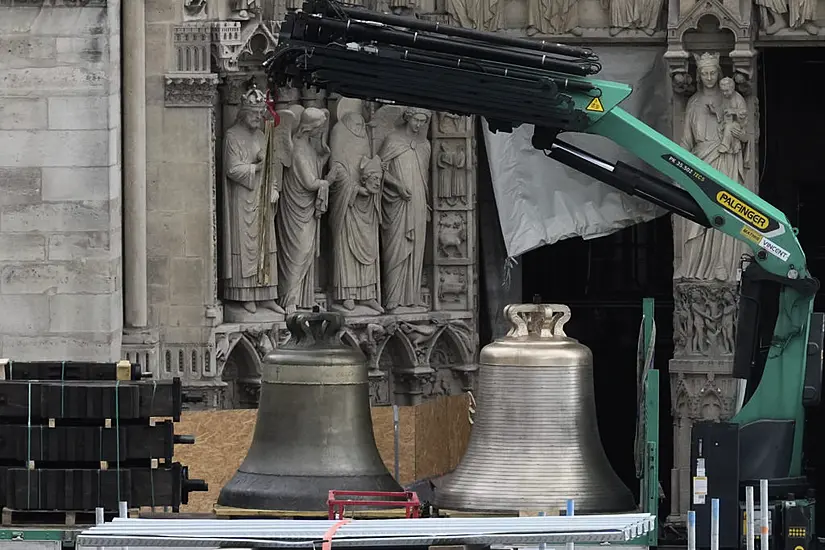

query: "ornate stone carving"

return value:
[674, 52, 752, 284]
[525, 0, 582, 35]
[164, 74, 220, 108]
[184, 0, 208, 18]
[272, 106, 336, 314]
[230, 0, 261, 20]
[602, 0, 662, 36]
[667, 368, 742, 522]
[328, 99, 385, 316]
[673, 281, 738, 357]
[436, 142, 467, 206]
[211, 16, 278, 74]
[372, 106, 433, 314]
[756, 0, 818, 34]
[174, 23, 212, 73]
[437, 211, 468, 259]
[437, 266, 470, 309]
[220, 83, 285, 320]
[671, 371, 739, 420]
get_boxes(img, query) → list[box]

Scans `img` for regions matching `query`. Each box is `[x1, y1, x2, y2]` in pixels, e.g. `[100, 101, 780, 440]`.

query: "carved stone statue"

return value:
[328, 99, 385, 315]
[673, 282, 738, 356]
[446, 0, 506, 30]
[601, 0, 662, 35]
[220, 85, 285, 319]
[377, 107, 432, 313]
[526, 0, 582, 35]
[273, 106, 340, 314]
[437, 142, 467, 205]
[230, 0, 259, 20]
[674, 52, 751, 283]
[756, 0, 817, 34]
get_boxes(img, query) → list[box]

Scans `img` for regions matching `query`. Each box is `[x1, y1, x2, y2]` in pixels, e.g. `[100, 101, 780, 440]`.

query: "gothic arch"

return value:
[219, 335, 262, 382]
[426, 324, 473, 366]
[338, 328, 362, 352]
[219, 335, 263, 409]
[377, 331, 417, 371]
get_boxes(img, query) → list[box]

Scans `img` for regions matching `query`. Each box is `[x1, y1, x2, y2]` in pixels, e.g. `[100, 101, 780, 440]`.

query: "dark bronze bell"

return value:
[218, 310, 401, 511]
[435, 303, 636, 514]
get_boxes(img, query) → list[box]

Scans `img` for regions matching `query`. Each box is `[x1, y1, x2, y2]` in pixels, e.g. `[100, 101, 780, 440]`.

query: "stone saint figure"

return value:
[446, 0, 505, 31]
[526, 0, 582, 35]
[601, 0, 662, 35]
[437, 142, 467, 202]
[378, 107, 432, 313]
[328, 103, 385, 315]
[756, 0, 817, 35]
[220, 87, 284, 316]
[273, 106, 342, 314]
[675, 52, 750, 283]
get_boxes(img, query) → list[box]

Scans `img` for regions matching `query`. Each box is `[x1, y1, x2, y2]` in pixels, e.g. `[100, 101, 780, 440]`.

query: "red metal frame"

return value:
[327, 490, 421, 519]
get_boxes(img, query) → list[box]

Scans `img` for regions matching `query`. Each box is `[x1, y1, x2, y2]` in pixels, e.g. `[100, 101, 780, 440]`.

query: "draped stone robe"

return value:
[379, 130, 431, 309]
[277, 136, 327, 309]
[221, 123, 278, 302]
[676, 87, 750, 283]
[329, 117, 381, 302]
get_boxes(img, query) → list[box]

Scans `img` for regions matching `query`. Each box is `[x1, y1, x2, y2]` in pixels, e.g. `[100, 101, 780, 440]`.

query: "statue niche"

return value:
[376, 107, 433, 314]
[328, 98, 385, 316]
[272, 106, 342, 314]
[220, 84, 285, 321]
[674, 52, 751, 284]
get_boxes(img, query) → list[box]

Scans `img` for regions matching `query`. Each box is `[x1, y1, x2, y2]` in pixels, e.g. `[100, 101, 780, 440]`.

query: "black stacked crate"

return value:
[0, 359, 208, 523]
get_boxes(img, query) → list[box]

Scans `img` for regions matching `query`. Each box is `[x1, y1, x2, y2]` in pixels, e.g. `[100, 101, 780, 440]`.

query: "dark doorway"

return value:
[758, 47, 825, 533]
[520, 210, 675, 515]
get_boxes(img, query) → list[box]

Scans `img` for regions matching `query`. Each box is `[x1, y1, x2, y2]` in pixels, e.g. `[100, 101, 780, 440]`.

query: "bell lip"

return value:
[264, 347, 366, 367]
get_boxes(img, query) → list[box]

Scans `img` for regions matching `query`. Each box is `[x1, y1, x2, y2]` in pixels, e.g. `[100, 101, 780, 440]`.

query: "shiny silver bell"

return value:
[218, 311, 401, 511]
[434, 303, 636, 514]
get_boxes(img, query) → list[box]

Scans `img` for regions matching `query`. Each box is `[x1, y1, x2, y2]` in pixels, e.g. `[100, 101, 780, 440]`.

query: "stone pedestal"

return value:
[667, 280, 743, 524]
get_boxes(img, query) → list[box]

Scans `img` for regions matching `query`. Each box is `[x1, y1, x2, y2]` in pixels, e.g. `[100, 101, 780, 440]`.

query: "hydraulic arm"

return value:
[265, 0, 820, 479]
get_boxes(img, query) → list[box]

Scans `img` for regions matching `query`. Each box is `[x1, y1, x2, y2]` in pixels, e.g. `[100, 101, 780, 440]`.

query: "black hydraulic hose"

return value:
[546, 139, 710, 226]
[301, 17, 597, 76]
[326, 3, 596, 60]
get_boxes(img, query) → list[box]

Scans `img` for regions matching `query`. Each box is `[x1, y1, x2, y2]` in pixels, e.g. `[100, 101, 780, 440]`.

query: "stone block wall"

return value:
[142, 1, 220, 384]
[0, 0, 122, 361]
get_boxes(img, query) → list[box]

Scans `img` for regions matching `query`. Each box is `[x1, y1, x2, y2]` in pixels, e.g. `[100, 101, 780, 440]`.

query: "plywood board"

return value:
[173, 394, 472, 513]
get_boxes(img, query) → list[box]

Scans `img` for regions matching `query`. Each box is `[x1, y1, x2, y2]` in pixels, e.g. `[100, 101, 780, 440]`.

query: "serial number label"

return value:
[663, 154, 707, 184]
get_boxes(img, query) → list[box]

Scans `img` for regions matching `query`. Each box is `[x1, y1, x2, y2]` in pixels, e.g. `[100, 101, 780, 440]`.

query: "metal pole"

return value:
[746, 486, 755, 550]
[760, 479, 769, 550]
[119, 501, 128, 518]
[711, 498, 720, 550]
[687, 510, 696, 550]
[566, 499, 575, 550]
[538, 511, 547, 550]
[95, 507, 105, 525]
[392, 405, 400, 481]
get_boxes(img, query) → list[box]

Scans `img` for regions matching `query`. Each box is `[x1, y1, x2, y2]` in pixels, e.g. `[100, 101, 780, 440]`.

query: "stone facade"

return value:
[2, 0, 824, 532]
[0, 0, 122, 361]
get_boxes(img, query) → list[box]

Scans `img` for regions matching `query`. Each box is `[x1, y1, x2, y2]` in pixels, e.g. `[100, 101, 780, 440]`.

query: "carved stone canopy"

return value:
[664, 11, 756, 97]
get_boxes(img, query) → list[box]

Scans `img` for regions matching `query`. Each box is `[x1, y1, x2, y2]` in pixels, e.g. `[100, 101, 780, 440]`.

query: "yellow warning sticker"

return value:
[586, 97, 604, 112]
[740, 226, 762, 245]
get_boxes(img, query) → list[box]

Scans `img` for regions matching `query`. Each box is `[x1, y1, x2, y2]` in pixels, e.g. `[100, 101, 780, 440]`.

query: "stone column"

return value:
[663, 12, 758, 524]
[122, 0, 148, 328]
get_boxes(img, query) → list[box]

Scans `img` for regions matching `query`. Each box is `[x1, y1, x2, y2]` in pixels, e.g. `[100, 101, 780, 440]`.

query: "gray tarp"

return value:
[482, 46, 673, 259]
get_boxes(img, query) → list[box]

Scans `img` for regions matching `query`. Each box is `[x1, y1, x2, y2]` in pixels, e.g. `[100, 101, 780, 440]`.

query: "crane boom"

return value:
[265, 0, 820, 479]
